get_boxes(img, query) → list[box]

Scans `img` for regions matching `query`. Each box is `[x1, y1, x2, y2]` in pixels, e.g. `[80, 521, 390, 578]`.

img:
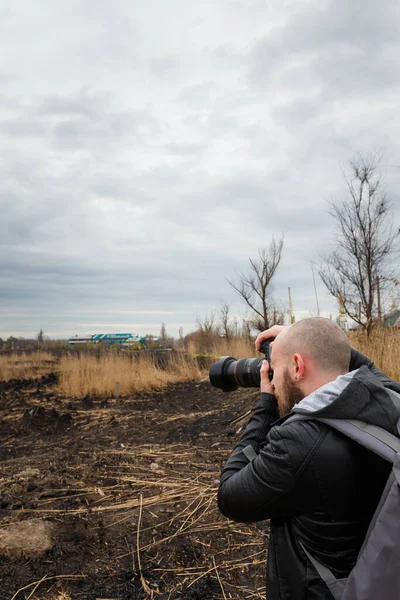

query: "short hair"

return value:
[281, 317, 351, 374]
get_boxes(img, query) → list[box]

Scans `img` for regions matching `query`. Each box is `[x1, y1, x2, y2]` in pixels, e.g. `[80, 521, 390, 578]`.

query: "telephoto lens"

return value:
[209, 339, 273, 392]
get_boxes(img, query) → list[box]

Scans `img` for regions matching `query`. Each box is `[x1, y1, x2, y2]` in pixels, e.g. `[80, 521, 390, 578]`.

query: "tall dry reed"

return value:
[211, 337, 257, 359]
[0, 351, 56, 381]
[187, 337, 256, 359]
[57, 352, 205, 398]
[1, 328, 398, 396]
[348, 328, 400, 381]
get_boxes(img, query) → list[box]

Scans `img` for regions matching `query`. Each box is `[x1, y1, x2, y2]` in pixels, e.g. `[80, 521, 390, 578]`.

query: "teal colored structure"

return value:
[68, 333, 148, 346]
[383, 309, 400, 328]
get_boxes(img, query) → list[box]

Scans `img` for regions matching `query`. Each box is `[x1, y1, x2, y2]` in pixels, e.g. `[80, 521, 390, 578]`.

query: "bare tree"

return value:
[318, 152, 399, 336]
[248, 303, 286, 332]
[232, 316, 240, 338]
[228, 236, 285, 331]
[219, 301, 233, 341]
[159, 323, 174, 348]
[37, 329, 44, 348]
[160, 323, 168, 341]
[195, 312, 217, 352]
[241, 315, 253, 343]
[195, 312, 216, 335]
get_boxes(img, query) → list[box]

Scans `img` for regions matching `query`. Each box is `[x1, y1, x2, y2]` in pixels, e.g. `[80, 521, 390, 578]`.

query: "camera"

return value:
[209, 339, 274, 392]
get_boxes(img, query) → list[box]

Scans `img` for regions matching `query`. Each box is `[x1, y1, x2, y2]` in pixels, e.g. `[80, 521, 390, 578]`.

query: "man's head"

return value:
[270, 317, 351, 416]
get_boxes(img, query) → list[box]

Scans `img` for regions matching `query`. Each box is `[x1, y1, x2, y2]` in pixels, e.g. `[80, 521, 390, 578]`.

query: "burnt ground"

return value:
[0, 375, 268, 599]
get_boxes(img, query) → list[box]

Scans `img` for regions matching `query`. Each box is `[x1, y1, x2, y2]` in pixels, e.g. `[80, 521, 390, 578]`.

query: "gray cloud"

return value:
[0, 0, 399, 338]
[245, 0, 400, 104]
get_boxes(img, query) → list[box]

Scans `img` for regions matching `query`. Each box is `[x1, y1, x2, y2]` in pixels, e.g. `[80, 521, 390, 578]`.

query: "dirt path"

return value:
[0, 375, 268, 599]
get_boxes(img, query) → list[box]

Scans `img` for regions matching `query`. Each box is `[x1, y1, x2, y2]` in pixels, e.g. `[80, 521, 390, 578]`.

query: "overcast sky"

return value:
[1, 0, 400, 339]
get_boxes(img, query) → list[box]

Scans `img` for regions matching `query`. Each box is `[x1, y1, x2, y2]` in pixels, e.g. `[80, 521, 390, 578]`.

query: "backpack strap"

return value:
[298, 541, 337, 586]
[283, 388, 400, 593]
[285, 414, 400, 463]
[388, 388, 400, 412]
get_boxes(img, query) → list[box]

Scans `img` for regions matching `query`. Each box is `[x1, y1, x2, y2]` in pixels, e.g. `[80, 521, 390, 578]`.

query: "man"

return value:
[218, 318, 400, 599]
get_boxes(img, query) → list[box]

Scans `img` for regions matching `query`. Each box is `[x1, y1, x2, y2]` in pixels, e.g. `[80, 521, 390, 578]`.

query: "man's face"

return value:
[270, 343, 304, 417]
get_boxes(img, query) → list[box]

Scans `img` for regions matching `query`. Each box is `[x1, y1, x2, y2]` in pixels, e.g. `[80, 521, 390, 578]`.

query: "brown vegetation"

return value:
[57, 353, 204, 398]
[348, 328, 400, 380]
[0, 328, 398, 395]
[0, 351, 57, 382]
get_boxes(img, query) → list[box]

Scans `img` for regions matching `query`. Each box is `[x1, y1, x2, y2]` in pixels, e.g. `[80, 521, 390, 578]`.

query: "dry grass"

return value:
[210, 338, 257, 359]
[11, 577, 85, 600]
[348, 328, 400, 380]
[0, 351, 56, 381]
[57, 353, 205, 398]
[16, 441, 267, 598]
[0, 328, 398, 397]
[186, 337, 256, 360]
[57, 338, 257, 398]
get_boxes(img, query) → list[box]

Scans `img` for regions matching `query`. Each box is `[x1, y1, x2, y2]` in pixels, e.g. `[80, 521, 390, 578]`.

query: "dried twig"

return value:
[137, 493, 155, 598]
[25, 574, 49, 600]
[11, 575, 86, 600]
[213, 557, 227, 600]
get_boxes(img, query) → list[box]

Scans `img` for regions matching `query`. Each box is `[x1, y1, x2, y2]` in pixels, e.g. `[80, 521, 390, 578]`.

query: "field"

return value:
[0, 329, 398, 599]
[0, 367, 267, 599]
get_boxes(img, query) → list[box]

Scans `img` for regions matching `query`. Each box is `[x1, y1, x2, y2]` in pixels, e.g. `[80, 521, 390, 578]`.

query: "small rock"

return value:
[26, 481, 38, 492]
[0, 519, 55, 560]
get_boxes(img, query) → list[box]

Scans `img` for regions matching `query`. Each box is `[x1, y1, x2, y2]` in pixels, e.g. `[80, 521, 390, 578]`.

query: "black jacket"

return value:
[218, 350, 400, 599]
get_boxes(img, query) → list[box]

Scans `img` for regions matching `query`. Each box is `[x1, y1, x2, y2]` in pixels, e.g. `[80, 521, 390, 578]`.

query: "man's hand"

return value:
[260, 359, 274, 394]
[255, 325, 288, 352]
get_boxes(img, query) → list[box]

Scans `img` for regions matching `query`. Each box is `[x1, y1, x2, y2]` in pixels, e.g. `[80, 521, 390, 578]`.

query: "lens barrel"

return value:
[209, 356, 238, 392]
[209, 339, 274, 392]
[209, 356, 264, 392]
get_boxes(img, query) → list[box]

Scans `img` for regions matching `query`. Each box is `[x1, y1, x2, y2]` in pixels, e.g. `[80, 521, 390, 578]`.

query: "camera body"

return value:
[209, 339, 274, 392]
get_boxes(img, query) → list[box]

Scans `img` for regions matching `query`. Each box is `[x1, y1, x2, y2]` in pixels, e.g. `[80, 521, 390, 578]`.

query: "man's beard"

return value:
[276, 368, 305, 417]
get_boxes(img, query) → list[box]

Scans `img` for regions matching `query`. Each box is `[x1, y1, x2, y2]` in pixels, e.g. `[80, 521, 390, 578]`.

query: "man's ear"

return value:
[293, 353, 305, 381]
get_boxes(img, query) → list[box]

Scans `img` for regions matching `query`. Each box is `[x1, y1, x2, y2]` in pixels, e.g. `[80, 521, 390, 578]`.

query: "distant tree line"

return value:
[0, 333, 69, 352]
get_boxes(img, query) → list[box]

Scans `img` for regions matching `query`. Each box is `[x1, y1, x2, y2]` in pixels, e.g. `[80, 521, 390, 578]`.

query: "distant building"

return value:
[68, 335, 94, 346]
[383, 308, 400, 328]
[68, 333, 147, 346]
[347, 307, 400, 331]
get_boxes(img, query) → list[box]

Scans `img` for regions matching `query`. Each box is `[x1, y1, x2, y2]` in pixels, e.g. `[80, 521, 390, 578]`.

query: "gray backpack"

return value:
[284, 388, 400, 600]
